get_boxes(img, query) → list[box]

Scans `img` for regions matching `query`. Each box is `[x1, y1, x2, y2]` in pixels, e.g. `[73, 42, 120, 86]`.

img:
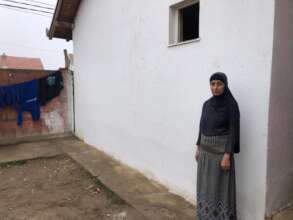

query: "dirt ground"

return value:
[0, 155, 145, 220]
[274, 204, 293, 220]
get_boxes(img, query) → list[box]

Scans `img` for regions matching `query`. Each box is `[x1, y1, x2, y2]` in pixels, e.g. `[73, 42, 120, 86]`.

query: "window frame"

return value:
[169, 0, 200, 47]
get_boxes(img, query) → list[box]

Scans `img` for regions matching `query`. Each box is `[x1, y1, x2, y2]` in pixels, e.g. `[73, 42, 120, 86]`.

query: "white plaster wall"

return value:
[73, 1, 275, 219]
[266, 0, 293, 216]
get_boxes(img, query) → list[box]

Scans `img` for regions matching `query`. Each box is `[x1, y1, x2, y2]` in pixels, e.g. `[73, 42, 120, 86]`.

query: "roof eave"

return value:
[47, 0, 81, 41]
[47, 0, 63, 40]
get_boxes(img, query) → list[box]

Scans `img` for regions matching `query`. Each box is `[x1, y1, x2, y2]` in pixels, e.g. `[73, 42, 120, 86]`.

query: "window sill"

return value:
[168, 38, 201, 47]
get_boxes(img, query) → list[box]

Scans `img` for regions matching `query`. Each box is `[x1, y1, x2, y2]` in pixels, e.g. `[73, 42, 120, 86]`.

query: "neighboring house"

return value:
[48, 1, 293, 219]
[0, 53, 44, 69]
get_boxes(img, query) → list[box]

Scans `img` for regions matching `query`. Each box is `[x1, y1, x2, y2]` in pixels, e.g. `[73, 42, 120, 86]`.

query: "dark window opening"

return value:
[179, 2, 200, 42]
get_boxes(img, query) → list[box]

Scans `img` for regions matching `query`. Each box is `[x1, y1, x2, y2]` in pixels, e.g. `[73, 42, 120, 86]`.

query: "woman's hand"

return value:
[195, 145, 200, 162]
[221, 153, 231, 171]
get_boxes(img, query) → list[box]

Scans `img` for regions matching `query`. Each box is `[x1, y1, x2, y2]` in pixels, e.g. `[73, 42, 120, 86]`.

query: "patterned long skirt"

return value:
[196, 135, 237, 220]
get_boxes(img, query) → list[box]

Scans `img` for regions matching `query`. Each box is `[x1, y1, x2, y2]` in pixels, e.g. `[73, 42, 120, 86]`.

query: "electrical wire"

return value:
[0, 41, 69, 53]
[23, 0, 55, 7]
[0, 5, 52, 17]
[0, 3, 53, 14]
[0, 0, 54, 10]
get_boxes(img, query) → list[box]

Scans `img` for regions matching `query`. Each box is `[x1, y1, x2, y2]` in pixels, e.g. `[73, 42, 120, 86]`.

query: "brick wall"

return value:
[0, 68, 73, 141]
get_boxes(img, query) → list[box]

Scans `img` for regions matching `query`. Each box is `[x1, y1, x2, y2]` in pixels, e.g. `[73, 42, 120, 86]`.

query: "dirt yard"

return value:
[0, 155, 145, 220]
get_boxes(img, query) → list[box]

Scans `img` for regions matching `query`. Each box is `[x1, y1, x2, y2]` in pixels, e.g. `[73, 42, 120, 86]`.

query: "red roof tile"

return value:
[0, 54, 44, 70]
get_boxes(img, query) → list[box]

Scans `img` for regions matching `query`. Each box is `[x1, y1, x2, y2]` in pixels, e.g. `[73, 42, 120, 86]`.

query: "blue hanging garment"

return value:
[0, 86, 5, 108]
[15, 79, 40, 126]
[0, 84, 19, 108]
[0, 73, 64, 126]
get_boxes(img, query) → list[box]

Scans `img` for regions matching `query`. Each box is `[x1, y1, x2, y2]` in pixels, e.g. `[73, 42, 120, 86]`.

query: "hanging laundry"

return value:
[0, 71, 63, 126]
[0, 84, 19, 108]
[0, 80, 40, 126]
[38, 71, 64, 106]
[15, 79, 40, 126]
[0, 87, 3, 108]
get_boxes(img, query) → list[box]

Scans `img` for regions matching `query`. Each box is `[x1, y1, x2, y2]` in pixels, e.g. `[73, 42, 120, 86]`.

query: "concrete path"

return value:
[58, 137, 196, 220]
[0, 139, 63, 163]
[0, 136, 196, 220]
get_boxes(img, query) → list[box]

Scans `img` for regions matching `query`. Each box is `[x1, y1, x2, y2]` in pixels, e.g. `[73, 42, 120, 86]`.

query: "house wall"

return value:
[73, 1, 275, 219]
[266, 0, 293, 217]
[0, 69, 73, 142]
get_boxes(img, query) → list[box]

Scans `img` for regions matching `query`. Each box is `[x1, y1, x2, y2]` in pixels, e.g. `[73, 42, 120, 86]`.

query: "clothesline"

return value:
[0, 68, 61, 73]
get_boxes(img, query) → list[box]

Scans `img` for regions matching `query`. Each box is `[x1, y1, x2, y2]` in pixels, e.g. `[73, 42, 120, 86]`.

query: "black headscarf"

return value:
[196, 72, 240, 153]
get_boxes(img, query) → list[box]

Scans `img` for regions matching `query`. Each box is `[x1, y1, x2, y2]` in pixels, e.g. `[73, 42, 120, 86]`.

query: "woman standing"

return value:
[195, 72, 240, 220]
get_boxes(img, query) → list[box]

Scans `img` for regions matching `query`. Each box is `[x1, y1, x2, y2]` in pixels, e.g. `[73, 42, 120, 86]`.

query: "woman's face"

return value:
[210, 80, 225, 96]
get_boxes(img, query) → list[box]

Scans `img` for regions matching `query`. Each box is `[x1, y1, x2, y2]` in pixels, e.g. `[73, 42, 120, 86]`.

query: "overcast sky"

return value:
[0, 0, 73, 69]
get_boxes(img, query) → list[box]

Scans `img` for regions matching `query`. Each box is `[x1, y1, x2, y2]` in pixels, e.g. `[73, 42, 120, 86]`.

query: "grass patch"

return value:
[0, 160, 27, 168]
